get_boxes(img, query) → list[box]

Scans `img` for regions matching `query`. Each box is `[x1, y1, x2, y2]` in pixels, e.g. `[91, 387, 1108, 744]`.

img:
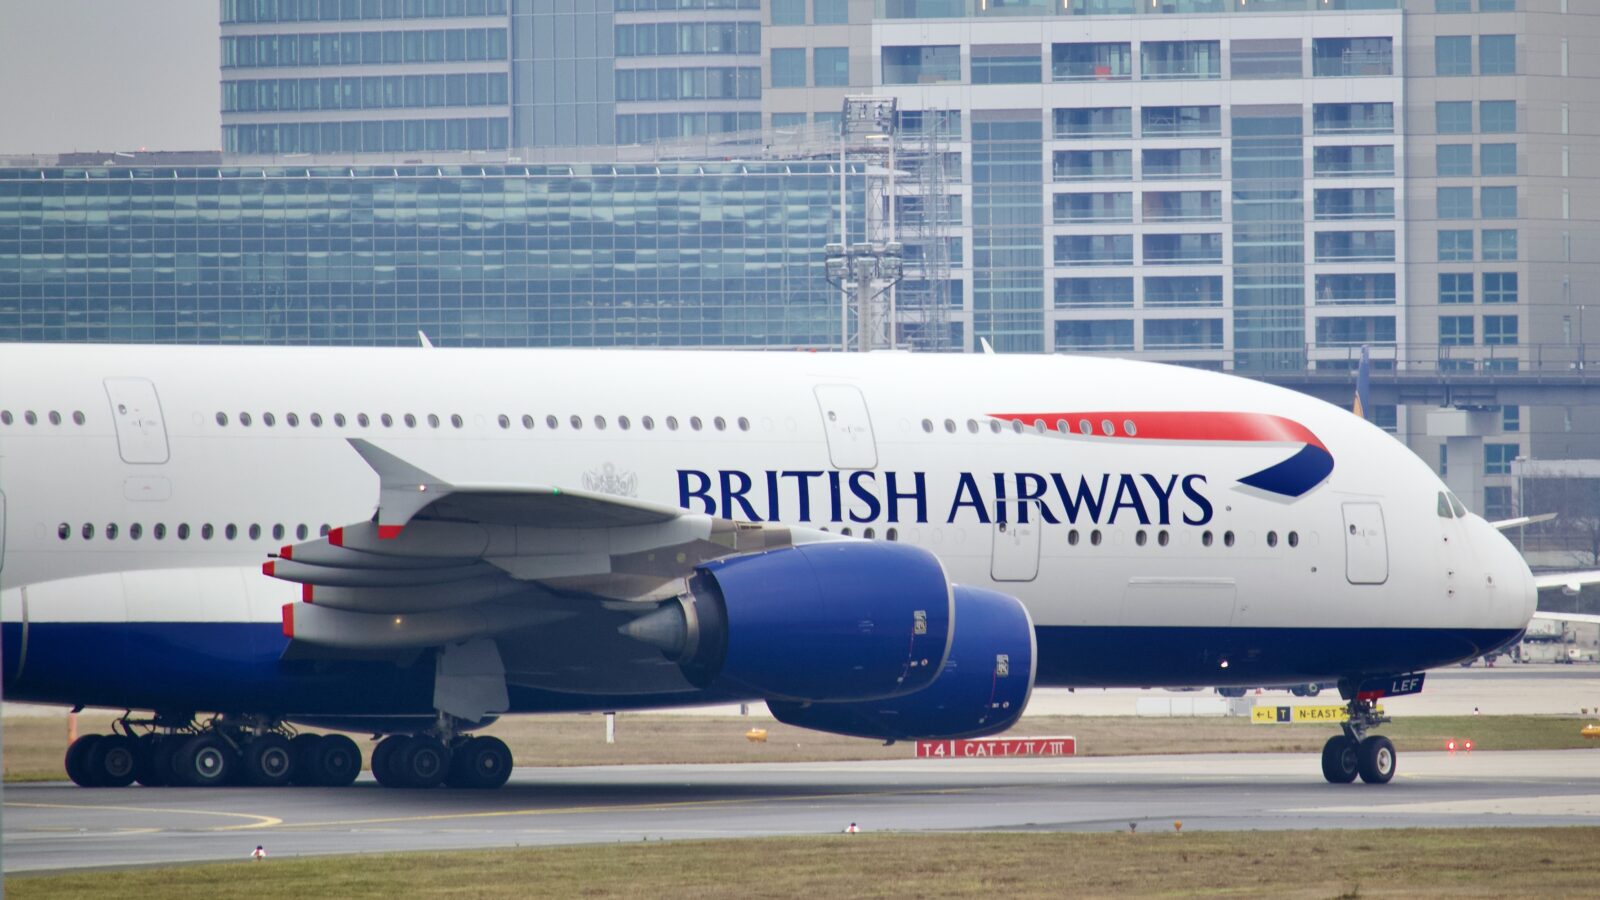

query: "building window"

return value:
[1436, 0, 1470, 9]
[1483, 229, 1518, 260]
[1483, 272, 1519, 304]
[813, 47, 849, 86]
[1436, 101, 1472, 134]
[1439, 273, 1474, 305]
[772, 0, 805, 24]
[1437, 187, 1473, 220]
[1053, 192, 1133, 224]
[1480, 35, 1516, 75]
[1439, 229, 1474, 261]
[1440, 444, 1450, 476]
[771, 112, 806, 129]
[1141, 148, 1221, 180]
[1314, 188, 1393, 220]
[972, 45, 1041, 85]
[1142, 233, 1223, 265]
[1053, 107, 1131, 139]
[1436, 145, 1472, 176]
[771, 48, 806, 87]
[1481, 0, 1515, 9]
[1053, 149, 1132, 181]
[1145, 318, 1224, 350]
[1056, 320, 1134, 351]
[1317, 273, 1395, 305]
[1480, 101, 1516, 133]
[1436, 36, 1472, 76]
[1314, 230, 1395, 263]
[1484, 314, 1519, 346]
[1312, 38, 1393, 77]
[1231, 39, 1302, 80]
[1052, 42, 1132, 81]
[1317, 316, 1396, 347]
[1141, 105, 1221, 136]
[1145, 276, 1224, 308]
[1141, 41, 1221, 80]
[1054, 234, 1134, 266]
[1440, 315, 1476, 346]
[1481, 144, 1516, 175]
[1313, 145, 1394, 177]
[1485, 443, 1517, 475]
[1484, 486, 1513, 521]
[1142, 191, 1223, 223]
[814, 0, 848, 24]
[1313, 103, 1393, 135]
[1481, 186, 1517, 218]
[1055, 277, 1133, 309]
[882, 45, 959, 85]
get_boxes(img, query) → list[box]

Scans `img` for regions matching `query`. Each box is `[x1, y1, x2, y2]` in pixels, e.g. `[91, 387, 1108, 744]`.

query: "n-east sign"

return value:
[914, 737, 1078, 758]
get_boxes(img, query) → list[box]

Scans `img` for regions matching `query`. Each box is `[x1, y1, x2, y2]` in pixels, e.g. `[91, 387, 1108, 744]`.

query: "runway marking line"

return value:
[5, 801, 283, 830]
[231, 786, 988, 832]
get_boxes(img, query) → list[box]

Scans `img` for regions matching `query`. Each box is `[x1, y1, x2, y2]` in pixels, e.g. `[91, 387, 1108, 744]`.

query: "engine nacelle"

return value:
[767, 585, 1036, 741]
[620, 542, 954, 702]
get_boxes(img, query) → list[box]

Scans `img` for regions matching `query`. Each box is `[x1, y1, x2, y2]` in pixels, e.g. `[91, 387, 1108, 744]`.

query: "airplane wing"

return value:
[265, 438, 832, 652]
[1489, 512, 1558, 531]
[1532, 610, 1600, 626]
[1533, 571, 1600, 596]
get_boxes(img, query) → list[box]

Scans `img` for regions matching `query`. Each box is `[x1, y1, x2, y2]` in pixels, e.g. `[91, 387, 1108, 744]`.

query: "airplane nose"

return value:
[1485, 522, 1538, 629]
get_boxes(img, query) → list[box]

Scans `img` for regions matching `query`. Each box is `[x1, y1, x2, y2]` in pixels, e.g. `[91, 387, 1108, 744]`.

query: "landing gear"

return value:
[60, 713, 364, 789]
[447, 736, 513, 790]
[64, 733, 138, 787]
[368, 715, 515, 789]
[1321, 694, 1397, 785]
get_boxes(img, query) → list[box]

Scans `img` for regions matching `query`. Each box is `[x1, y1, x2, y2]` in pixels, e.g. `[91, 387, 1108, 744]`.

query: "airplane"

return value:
[0, 343, 1564, 791]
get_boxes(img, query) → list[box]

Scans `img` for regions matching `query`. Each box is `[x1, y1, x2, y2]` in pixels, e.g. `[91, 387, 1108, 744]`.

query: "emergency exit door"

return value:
[813, 385, 877, 470]
[104, 378, 170, 464]
[1342, 502, 1389, 585]
[992, 501, 1041, 582]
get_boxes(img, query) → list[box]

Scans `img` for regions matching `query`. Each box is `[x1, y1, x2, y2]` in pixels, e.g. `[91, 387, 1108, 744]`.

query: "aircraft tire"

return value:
[133, 734, 171, 787]
[65, 734, 104, 787]
[86, 734, 139, 788]
[288, 734, 325, 785]
[1320, 735, 1359, 784]
[312, 734, 363, 787]
[446, 736, 513, 790]
[1357, 735, 1396, 785]
[173, 734, 235, 788]
[393, 735, 449, 789]
[370, 735, 408, 787]
[243, 734, 295, 787]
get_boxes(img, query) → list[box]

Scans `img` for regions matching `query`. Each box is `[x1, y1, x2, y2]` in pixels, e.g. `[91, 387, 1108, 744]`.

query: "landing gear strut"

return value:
[1320, 696, 1396, 785]
[368, 713, 513, 790]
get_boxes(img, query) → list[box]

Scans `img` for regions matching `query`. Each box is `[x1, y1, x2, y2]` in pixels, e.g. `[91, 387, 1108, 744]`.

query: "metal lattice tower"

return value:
[892, 108, 953, 353]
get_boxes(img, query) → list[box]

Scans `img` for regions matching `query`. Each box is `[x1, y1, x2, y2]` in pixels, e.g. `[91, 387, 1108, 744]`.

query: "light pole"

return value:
[824, 240, 904, 352]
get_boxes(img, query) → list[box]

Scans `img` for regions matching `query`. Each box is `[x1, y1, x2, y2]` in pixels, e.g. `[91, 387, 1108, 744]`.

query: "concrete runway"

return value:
[9, 749, 1600, 873]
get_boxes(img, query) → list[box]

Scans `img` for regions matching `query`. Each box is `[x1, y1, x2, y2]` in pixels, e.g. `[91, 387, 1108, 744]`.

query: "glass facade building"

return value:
[0, 162, 857, 346]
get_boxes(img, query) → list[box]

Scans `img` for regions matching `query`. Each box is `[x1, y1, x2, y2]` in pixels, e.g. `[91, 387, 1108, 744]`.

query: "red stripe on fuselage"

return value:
[988, 411, 1325, 451]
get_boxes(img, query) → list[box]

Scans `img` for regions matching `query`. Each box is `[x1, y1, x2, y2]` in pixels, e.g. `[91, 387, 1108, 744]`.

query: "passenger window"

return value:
[498, 414, 511, 429]
[48, 411, 61, 425]
[1202, 531, 1214, 547]
[23, 411, 36, 425]
[1090, 529, 1103, 546]
[129, 523, 142, 540]
[450, 414, 463, 429]
[216, 412, 229, 426]
[642, 416, 655, 430]
[73, 411, 85, 425]
[201, 524, 214, 540]
[106, 523, 118, 540]
[263, 413, 276, 427]
[1224, 531, 1235, 547]
[738, 417, 751, 432]
[714, 416, 726, 431]
[1267, 531, 1278, 547]
[310, 413, 323, 427]
[381, 414, 394, 428]
[404, 414, 417, 428]
[57, 523, 70, 540]
[240, 412, 253, 426]
[667, 416, 680, 431]
[286, 412, 299, 427]
[1135, 530, 1148, 546]
[177, 523, 191, 540]
[943, 419, 956, 434]
[1067, 529, 1079, 546]
[0, 411, 11, 425]
[545, 415, 558, 429]
[357, 413, 370, 427]
[921, 419, 934, 433]
[619, 416, 631, 430]
[334, 413, 347, 427]
[249, 524, 261, 540]
[570, 415, 583, 430]
[82, 523, 95, 540]
[225, 524, 237, 540]
[272, 524, 286, 541]
[427, 414, 440, 429]
[296, 524, 309, 540]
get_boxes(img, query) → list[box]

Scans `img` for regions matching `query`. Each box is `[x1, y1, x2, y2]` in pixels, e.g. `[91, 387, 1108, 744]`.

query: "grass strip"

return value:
[11, 828, 1600, 899]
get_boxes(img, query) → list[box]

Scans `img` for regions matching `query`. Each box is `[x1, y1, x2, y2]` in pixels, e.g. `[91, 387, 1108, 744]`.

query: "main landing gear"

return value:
[64, 714, 361, 788]
[1320, 697, 1396, 785]
[369, 715, 512, 790]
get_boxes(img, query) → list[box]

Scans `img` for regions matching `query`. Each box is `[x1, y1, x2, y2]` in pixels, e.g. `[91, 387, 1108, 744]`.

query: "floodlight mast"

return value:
[827, 97, 907, 353]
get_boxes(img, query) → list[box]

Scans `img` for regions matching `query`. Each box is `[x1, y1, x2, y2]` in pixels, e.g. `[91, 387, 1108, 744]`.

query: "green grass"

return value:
[12, 829, 1600, 899]
[9, 713, 1598, 782]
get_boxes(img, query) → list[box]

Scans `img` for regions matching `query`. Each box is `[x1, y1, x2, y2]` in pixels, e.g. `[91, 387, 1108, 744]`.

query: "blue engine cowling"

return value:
[766, 585, 1036, 741]
[621, 541, 955, 703]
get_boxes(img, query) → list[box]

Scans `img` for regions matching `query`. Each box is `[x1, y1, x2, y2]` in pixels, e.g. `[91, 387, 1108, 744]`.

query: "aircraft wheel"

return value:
[313, 734, 362, 787]
[87, 734, 138, 787]
[133, 734, 172, 787]
[393, 735, 449, 789]
[1357, 735, 1397, 785]
[243, 734, 295, 787]
[446, 736, 513, 790]
[1217, 687, 1247, 698]
[1320, 735, 1359, 784]
[288, 734, 324, 785]
[370, 735, 408, 788]
[1303, 683, 1322, 698]
[65, 734, 104, 787]
[173, 734, 235, 788]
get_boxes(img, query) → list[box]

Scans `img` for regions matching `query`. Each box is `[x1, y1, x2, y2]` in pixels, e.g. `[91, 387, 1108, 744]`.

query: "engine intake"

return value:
[768, 585, 1036, 741]
[621, 542, 954, 703]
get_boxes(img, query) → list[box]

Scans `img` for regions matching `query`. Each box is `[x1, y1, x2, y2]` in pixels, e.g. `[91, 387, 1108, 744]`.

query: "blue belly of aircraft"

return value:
[1, 621, 1523, 714]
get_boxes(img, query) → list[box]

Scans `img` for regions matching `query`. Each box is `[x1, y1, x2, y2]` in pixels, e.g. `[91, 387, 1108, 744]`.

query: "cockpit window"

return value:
[1437, 492, 1453, 518]
[1447, 492, 1468, 518]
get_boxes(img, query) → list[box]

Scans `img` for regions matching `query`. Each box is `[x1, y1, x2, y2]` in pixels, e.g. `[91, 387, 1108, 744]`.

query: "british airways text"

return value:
[677, 470, 1213, 527]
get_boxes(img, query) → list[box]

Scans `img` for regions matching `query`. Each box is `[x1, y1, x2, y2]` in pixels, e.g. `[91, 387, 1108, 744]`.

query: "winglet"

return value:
[347, 438, 453, 533]
[1490, 512, 1557, 531]
[418, 330, 435, 349]
[979, 337, 995, 355]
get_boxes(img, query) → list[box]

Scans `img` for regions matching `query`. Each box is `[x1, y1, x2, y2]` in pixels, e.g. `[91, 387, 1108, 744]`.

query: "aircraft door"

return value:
[1342, 502, 1389, 585]
[103, 377, 170, 464]
[991, 502, 1041, 582]
[813, 385, 877, 470]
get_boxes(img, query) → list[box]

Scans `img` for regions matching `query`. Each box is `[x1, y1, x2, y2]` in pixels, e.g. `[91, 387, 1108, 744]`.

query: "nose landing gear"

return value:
[1320, 674, 1423, 784]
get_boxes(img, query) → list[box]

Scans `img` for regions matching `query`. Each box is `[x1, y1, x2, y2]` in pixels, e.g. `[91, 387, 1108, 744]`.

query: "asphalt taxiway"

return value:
[9, 749, 1600, 873]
